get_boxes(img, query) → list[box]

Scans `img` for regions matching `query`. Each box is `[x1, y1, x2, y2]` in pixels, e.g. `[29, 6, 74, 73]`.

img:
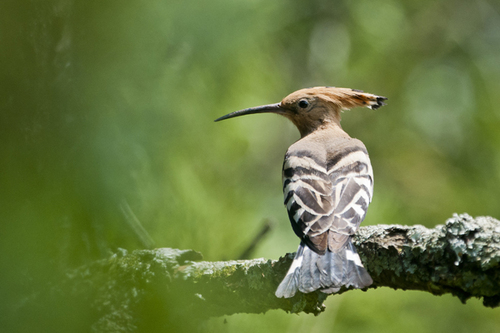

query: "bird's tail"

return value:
[275, 240, 373, 298]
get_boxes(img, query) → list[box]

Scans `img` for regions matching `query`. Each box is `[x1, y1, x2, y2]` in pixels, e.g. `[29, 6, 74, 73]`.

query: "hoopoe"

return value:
[215, 87, 386, 298]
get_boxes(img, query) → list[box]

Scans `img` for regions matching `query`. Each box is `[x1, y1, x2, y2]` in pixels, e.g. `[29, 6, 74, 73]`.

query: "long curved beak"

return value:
[214, 103, 284, 122]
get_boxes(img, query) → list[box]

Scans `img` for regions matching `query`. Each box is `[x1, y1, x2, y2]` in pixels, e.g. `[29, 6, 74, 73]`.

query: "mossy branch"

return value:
[59, 214, 500, 331]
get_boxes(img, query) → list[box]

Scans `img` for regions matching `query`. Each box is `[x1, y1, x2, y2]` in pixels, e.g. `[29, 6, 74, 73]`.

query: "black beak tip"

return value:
[214, 114, 230, 122]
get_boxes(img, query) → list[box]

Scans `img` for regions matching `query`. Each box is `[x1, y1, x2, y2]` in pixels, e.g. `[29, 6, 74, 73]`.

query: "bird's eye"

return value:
[298, 99, 309, 108]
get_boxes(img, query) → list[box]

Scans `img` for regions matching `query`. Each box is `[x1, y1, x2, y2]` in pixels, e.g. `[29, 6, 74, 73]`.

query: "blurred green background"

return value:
[1, 0, 500, 332]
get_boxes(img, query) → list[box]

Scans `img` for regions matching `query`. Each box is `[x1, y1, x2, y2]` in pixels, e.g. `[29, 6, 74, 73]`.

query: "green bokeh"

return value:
[1, 0, 500, 331]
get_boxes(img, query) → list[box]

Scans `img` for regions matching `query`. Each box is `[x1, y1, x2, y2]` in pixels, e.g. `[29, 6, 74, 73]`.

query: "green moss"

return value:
[46, 215, 500, 331]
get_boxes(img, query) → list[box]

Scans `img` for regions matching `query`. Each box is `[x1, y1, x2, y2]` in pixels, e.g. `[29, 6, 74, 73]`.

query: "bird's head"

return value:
[215, 87, 387, 137]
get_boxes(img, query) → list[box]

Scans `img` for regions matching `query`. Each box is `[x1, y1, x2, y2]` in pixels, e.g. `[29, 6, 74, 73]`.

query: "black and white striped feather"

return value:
[276, 139, 374, 298]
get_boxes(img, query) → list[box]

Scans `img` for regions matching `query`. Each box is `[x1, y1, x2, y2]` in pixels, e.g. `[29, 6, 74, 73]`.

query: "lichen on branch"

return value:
[59, 214, 500, 331]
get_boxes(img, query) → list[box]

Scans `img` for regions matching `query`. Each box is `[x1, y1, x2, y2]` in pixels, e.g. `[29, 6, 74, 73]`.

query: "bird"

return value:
[215, 86, 386, 298]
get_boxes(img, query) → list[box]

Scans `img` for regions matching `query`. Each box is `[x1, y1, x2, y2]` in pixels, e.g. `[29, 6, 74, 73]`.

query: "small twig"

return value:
[238, 219, 274, 260]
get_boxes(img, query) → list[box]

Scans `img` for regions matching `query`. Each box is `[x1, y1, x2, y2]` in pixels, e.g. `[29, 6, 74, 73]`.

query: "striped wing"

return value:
[283, 146, 373, 254]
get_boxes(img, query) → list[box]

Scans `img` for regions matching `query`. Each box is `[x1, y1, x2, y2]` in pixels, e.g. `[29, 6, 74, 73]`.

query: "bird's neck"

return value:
[298, 120, 349, 139]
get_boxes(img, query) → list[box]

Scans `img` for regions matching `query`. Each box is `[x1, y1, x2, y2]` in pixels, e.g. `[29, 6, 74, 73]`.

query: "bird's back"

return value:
[283, 130, 373, 254]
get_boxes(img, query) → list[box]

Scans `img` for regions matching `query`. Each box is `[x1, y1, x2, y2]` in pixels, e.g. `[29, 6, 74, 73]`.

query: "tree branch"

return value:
[52, 214, 500, 331]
